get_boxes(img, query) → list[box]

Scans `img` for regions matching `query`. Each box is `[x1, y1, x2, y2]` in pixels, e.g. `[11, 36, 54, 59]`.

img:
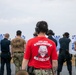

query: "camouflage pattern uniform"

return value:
[33, 69, 53, 75]
[13, 52, 24, 72]
[11, 37, 26, 73]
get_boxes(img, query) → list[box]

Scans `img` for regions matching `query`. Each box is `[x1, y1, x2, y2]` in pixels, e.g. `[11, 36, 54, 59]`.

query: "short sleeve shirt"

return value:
[24, 36, 58, 69]
[11, 37, 26, 52]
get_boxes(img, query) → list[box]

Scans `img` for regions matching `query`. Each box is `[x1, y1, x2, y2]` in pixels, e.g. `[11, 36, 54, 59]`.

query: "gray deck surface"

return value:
[0, 63, 76, 75]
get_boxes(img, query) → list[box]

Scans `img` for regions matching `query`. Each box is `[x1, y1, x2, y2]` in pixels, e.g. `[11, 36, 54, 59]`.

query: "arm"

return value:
[23, 40, 26, 52]
[10, 46, 14, 57]
[10, 41, 13, 57]
[52, 60, 58, 75]
[51, 42, 58, 75]
[22, 58, 29, 70]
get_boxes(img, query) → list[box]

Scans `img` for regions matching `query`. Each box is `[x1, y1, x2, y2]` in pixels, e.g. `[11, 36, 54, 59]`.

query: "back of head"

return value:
[16, 30, 22, 36]
[33, 32, 38, 37]
[35, 21, 48, 34]
[4, 33, 10, 38]
[47, 29, 55, 36]
[16, 70, 28, 75]
[63, 32, 69, 38]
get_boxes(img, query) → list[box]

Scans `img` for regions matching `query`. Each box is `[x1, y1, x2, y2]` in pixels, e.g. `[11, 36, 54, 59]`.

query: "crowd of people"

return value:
[0, 20, 75, 75]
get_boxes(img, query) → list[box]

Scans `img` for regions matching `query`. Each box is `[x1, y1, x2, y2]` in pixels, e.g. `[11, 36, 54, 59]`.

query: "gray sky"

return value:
[0, 0, 76, 40]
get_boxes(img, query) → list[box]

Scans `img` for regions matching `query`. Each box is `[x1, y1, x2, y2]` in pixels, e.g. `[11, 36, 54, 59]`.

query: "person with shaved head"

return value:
[16, 70, 29, 75]
[0, 33, 11, 75]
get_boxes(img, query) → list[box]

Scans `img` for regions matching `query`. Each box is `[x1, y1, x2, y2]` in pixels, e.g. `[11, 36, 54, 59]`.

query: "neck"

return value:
[4, 37, 8, 39]
[16, 36, 21, 38]
[38, 32, 46, 37]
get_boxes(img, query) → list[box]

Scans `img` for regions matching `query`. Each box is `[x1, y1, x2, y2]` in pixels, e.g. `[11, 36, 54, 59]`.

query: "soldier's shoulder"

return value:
[11, 38, 17, 42]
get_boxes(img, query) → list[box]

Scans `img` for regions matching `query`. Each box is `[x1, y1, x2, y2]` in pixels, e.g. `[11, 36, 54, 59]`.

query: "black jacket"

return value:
[48, 36, 57, 46]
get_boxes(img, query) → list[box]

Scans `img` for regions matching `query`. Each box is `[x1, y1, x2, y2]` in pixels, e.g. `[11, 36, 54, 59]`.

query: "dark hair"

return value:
[63, 32, 69, 38]
[33, 32, 37, 37]
[47, 29, 55, 35]
[35, 21, 48, 34]
[16, 30, 22, 36]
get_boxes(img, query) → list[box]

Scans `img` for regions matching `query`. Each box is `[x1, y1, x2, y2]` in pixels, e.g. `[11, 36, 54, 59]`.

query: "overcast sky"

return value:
[0, 0, 76, 40]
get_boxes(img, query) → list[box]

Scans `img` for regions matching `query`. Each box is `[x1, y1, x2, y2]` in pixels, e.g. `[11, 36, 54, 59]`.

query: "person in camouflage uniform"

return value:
[33, 69, 53, 75]
[11, 30, 26, 74]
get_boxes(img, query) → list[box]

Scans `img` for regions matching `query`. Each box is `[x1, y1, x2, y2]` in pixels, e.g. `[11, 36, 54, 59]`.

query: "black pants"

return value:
[0, 53, 11, 75]
[27, 66, 35, 75]
[57, 52, 72, 75]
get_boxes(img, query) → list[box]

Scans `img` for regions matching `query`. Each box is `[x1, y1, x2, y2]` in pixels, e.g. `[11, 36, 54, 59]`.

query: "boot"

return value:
[69, 71, 72, 75]
[57, 71, 60, 75]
